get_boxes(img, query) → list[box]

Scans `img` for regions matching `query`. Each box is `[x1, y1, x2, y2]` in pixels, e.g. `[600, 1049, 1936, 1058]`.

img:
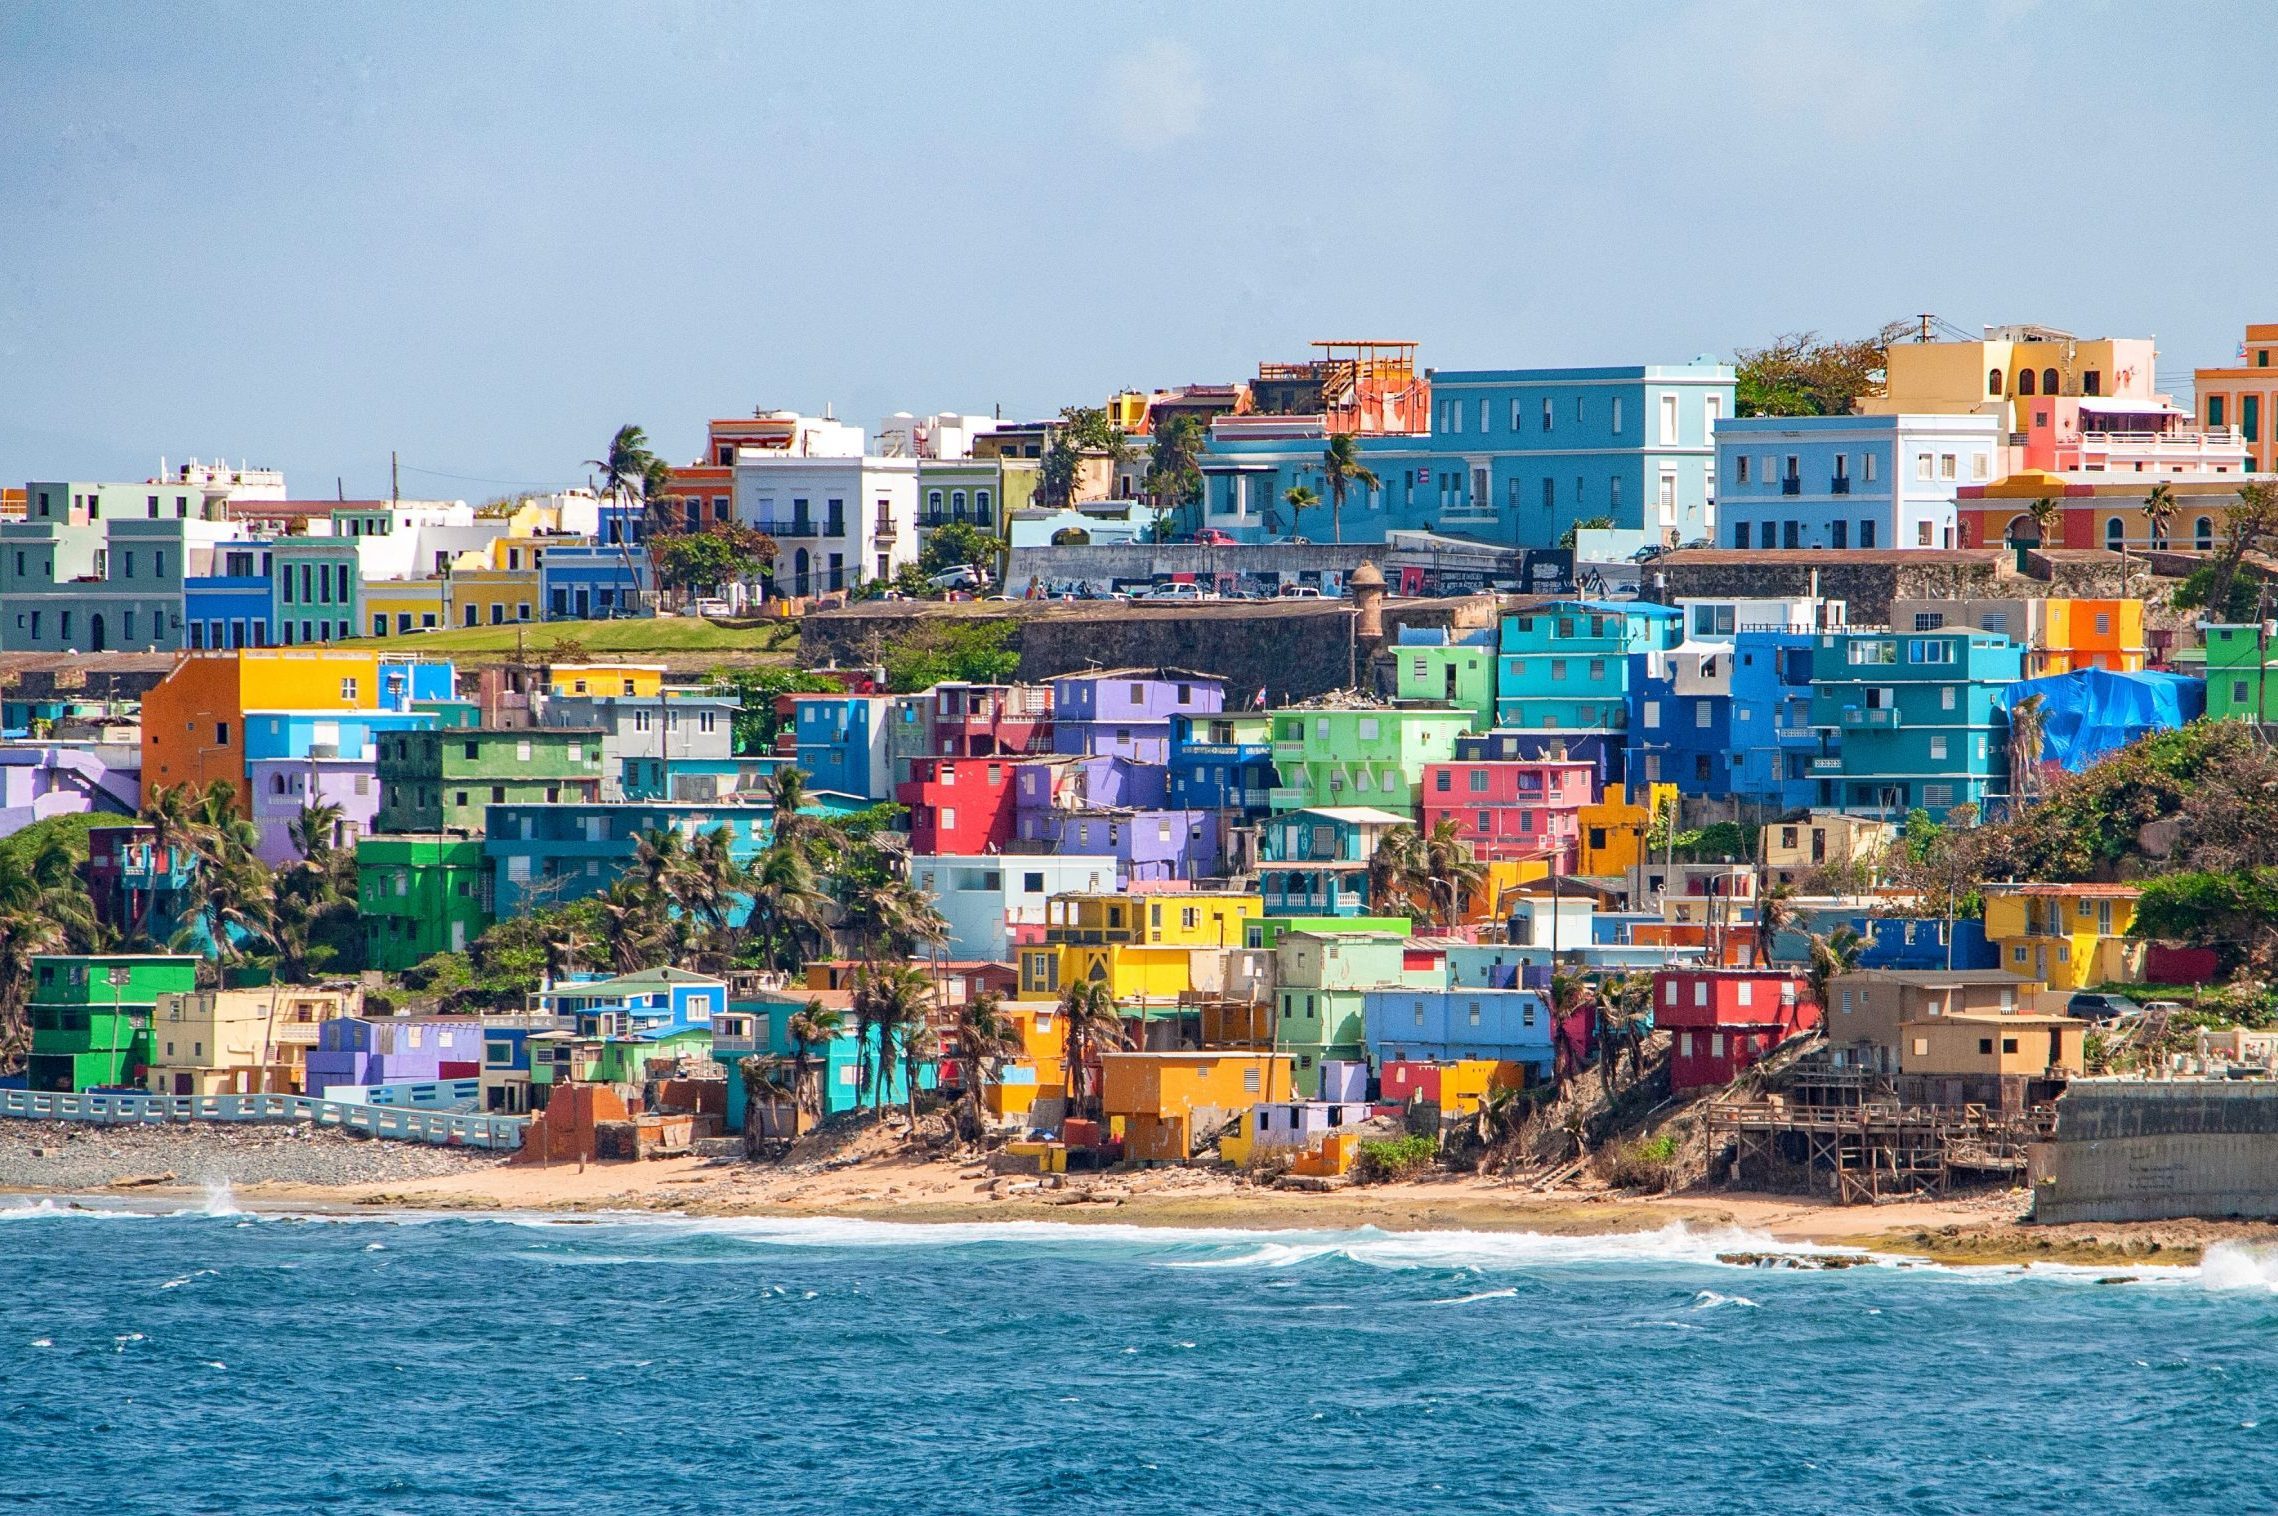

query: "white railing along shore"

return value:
[0, 1087, 527, 1150]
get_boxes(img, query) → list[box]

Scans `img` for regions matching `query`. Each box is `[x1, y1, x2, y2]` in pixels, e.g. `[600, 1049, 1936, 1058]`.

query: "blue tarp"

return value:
[1999, 668, 2205, 772]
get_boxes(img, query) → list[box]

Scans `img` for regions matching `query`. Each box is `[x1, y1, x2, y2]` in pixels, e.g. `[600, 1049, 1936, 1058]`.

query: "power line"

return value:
[393, 461, 584, 490]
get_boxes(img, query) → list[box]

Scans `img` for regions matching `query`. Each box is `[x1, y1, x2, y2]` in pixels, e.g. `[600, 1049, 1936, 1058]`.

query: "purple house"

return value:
[1013, 754, 1168, 814]
[1049, 669, 1224, 766]
[304, 1016, 485, 1097]
[0, 745, 140, 836]
[248, 755, 379, 866]
[1013, 807, 1222, 882]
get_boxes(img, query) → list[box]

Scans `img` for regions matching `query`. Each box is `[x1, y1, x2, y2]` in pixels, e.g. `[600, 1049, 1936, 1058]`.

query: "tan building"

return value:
[1864, 326, 2161, 432]
[2192, 323, 2278, 473]
[1894, 1010, 2085, 1114]
[145, 986, 360, 1097]
[1823, 969, 2038, 1072]
[1761, 813, 1895, 887]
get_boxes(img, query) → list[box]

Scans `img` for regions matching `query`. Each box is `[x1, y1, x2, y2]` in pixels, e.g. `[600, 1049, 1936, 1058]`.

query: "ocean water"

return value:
[6, 1198, 2278, 1514]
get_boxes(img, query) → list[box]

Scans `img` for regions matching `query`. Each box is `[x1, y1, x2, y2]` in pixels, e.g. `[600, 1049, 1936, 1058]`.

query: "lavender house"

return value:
[0, 744, 140, 837]
[1013, 807, 1222, 882]
[1050, 670, 1224, 766]
[304, 1016, 486, 1097]
[248, 755, 380, 865]
[1247, 1099, 1375, 1154]
[1013, 754, 1168, 815]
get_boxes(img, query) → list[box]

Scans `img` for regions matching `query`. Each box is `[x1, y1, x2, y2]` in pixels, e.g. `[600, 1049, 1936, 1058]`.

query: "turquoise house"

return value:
[1496, 601, 1680, 731]
[1256, 806, 1412, 917]
[718, 993, 934, 1130]
[1808, 629, 2025, 820]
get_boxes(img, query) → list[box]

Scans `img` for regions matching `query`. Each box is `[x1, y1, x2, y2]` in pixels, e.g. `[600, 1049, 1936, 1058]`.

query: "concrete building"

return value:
[1652, 967, 1818, 1092]
[1822, 968, 2038, 1072]
[2192, 322, 2278, 473]
[145, 985, 358, 1096]
[25, 954, 200, 1092]
[374, 725, 605, 835]
[1496, 601, 1680, 735]
[356, 835, 493, 969]
[1808, 628, 2026, 819]
[1362, 986, 1556, 1077]
[1715, 414, 2003, 552]
[910, 853, 1120, 961]
[1267, 705, 1470, 813]
[1419, 757, 1593, 867]
[734, 453, 919, 597]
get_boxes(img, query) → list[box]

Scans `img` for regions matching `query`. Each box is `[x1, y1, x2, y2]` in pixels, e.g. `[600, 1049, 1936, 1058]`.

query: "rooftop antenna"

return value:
[1915, 313, 1936, 343]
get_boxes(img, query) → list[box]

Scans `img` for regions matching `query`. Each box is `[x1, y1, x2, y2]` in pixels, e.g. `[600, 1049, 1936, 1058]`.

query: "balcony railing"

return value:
[1781, 477, 1802, 496]
[749, 518, 818, 538]
[1830, 476, 1852, 495]
[1839, 707, 1901, 729]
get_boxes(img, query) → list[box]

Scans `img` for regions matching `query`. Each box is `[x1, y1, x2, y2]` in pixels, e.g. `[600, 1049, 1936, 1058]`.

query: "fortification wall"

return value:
[2029, 1081, 2278, 1223]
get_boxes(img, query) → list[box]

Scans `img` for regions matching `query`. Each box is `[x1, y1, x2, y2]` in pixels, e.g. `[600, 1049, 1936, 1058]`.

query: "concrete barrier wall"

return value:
[2033, 1081, 2278, 1222]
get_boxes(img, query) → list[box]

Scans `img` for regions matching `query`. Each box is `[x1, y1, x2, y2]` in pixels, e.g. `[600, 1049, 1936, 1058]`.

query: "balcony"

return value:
[1839, 707, 1900, 729]
[1267, 786, 1314, 809]
[1810, 756, 1844, 774]
[749, 518, 818, 538]
[1781, 477, 1802, 496]
[1830, 476, 1852, 495]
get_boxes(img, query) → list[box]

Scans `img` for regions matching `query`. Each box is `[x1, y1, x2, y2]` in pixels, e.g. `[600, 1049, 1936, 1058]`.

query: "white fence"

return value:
[0, 1087, 527, 1150]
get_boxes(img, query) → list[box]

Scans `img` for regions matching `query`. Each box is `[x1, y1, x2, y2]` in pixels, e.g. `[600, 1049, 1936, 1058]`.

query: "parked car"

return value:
[926, 564, 986, 592]
[692, 597, 734, 618]
[2066, 992, 2142, 1022]
[1277, 584, 1322, 599]
[1192, 528, 1238, 546]
[1136, 582, 1207, 602]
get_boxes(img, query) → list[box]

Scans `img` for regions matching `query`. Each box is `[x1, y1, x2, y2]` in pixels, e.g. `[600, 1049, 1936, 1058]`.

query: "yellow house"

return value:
[363, 579, 447, 638]
[1016, 890, 1263, 1006]
[1100, 1050, 1294, 1161]
[440, 565, 542, 630]
[144, 986, 359, 1096]
[1981, 883, 2142, 991]
[549, 663, 665, 698]
[1865, 329, 2160, 432]
[1576, 782, 1677, 877]
[985, 1002, 1067, 1119]
[1898, 1011, 2086, 1079]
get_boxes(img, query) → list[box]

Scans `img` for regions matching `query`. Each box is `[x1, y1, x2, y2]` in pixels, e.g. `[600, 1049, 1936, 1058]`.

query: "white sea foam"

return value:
[2196, 1242, 2278, 1293]
[1689, 1290, 1760, 1310]
[200, 1180, 242, 1218]
[1430, 1287, 1520, 1306]
[28, 1338, 51, 1349]
[158, 1269, 218, 1290]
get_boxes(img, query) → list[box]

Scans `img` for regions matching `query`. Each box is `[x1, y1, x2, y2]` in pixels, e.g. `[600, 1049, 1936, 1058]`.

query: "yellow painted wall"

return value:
[1984, 893, 2141, 991]
[441, 568, 542, 629]
[1577, 782, 1677, 876]
[549, 664, 665, 697]
[363, 579, 447, 637]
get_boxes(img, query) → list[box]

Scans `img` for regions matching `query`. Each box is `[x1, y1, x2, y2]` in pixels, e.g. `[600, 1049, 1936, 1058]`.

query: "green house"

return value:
[1391, 634, 1499, 731]
[373, 725, 607, 835]
[591, 1025, 714, 1086]
[1267, 706, 1472, 813]
[1245, 915, 1413, 951]
[356, 835, 493, 971]
[1270, 931, 1439, 1096]
[2204, 625, 2278, 721]
[26, 954, 199, 1092]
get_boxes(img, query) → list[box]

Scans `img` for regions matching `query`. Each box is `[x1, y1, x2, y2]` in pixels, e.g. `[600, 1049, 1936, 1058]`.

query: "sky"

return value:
[2, 0, 2274, 499]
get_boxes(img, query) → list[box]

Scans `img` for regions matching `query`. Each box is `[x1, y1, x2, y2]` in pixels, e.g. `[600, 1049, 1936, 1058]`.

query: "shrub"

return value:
[1599, 1132, 1682, 1192]
[1352, 1134, 1438, 1183]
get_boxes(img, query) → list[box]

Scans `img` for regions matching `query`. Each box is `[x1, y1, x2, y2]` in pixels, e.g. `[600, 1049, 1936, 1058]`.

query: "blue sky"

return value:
[2, 0, 2271, 498]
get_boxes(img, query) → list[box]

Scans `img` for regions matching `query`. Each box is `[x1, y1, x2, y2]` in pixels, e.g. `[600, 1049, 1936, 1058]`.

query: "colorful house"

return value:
[1267, 705, 1470, 813]
[790, 693, 896, 802]
[1574, 781, 1676, 877]
[2192, 322, 2278, 474]
[1714, 413, 2002, 551]
[910, 853, 1121, 961]
[374, 724, 605, 835]
[1627, 631, 1819, 807]
[1980, 883, 2142, 991]
[1244, 915, 1412, 950]
[1275, 930, 1442, 1095]
[2203, 625, 2278, 722]
[1050, 669, 1225, 766]
[303, 1015, 487, 1098]
[485, 800, 816, 918]
[1100, 1050, 1294, 1162]
[1257, 806, 1412, 917]
[537, 967, 727, 1035]
[1015, 890, 1262, 1005]
[1361, 986, 1556, 1078]
[356, 835, 492, 970]
[897, 756, 1020, 854]
[1011, 807, 1222, 882]
[1761, 813, 1895, 889]
[1392, 628, 1499, 730]
[24, 954, 199, 1092]
[716, 990, 921, 1130]
[1886, 595, 2148, 676]
[1652, 967, 1819, 1092]
[1808, 628, 2026, 820]
[144, 985, 358, 1097]
[1168, 711, 1277, 817]
[1420, 757, 1593, 868]
[1495, 601, 1679, 733]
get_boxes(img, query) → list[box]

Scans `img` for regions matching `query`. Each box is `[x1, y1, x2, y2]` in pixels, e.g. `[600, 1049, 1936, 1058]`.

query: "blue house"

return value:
[1168, 711, 1276, 817]
[541, 504, 653, 621]
[1715, 413, 2004, 551]
[485, 801, 775, 917]
[1627, 630, 1818, 806]
[1497, 601, 1680, 734]
[1195, 360, 1734, 549]
[1257, 806, 1411, 917]
[791, 694, 895, 802]
[535, 967, 726, 1035]
[1854, 917, 1999, 972]
[716, 991, 931, 1131]
[1362, 987, 1556, 1076]
[1809, 629, 2026, 819]
[184, 542, 276, 650]
[242, 708, 437, 764]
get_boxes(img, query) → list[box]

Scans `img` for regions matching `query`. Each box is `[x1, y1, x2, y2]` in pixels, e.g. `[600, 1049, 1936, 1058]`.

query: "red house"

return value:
[1652, 967, 1820, 1092]
[896, 757, 1018, 854]
[923, 682, 1054, 759]
[1421, 759, 1594, 868]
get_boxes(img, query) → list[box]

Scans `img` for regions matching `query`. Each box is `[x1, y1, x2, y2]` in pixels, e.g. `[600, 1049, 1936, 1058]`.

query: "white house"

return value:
[733, 454, 920, 597]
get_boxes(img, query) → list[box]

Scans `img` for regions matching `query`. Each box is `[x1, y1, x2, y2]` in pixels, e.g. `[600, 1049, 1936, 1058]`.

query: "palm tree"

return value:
[678, 826, 755, 972]
[1321, 433, 1379, 546]
[1752, 882, 1796, 968]
[1804, 925, 1863, 1018]
[2141, 482, 2177, 552]
[784, 996, 845, 1122]
[1366, 823, 1424, 918]
[1276, 485, 1317, 541]
[596, 876, 669, 973]
[586, 423, 661, 613]
[1596, 971, 1654, 1094]
[946, 992, 1017, 1146]
[836, 875, 948, 965]
[288, 797, 346, 866]
[743, 840, 833, 976]
[2006, 692, 2048, 812]
[2025, 494, 2063, 548]
[1058, 978, 1129, 1121]
[1546, 970, 1594, 1086]
[0, 836, 96, 1070]
[851, 963, 934, 1122]
[1416, 817, 1487, 930]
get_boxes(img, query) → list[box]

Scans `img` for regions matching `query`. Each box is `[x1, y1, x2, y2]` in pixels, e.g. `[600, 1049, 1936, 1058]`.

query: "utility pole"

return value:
[391, 451, 399, 505]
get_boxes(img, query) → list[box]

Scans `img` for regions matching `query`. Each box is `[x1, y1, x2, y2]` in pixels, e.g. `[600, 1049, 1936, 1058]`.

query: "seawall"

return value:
[2029, 1080, 2278, 1224]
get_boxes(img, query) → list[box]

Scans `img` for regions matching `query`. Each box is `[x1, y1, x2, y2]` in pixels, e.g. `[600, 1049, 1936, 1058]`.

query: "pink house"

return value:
[1420, 759, 1594, 868]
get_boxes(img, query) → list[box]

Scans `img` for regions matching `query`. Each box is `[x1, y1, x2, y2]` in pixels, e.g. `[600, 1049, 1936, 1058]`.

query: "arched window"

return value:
[2197, 516, 2216, 551]
[793, 547, 811, 597]
[2017, 369, 2036, 396]
[1988, 368, 2004, 396]
[2105, 516, 2125, 550]
[2005, 515, 2034, 547]
[2042, 367, 2061, 396]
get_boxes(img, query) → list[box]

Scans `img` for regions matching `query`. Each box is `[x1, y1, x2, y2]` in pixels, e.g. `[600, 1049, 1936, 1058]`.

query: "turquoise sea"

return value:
[5, 1195, 2278, 1514]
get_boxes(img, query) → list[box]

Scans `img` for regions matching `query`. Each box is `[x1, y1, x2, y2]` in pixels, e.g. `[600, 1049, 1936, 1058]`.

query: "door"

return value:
[173, 1073, 191, 1095]
[88, 614, 106, 651]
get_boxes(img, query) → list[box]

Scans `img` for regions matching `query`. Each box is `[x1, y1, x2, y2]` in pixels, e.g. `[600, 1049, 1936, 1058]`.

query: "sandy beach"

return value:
[9, 1121, 2266, 1269]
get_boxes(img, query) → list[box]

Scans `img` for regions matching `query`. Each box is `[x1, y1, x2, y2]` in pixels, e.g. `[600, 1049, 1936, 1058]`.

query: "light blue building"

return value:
[535, 967, 726, 1035]
[1714, 413, 2004, 551]
[1362, 987, 1556, 1075]
[1195, 361, 1734, 549]
[791, 694, 896, 802]
[1256, 805, 1411, 917]
[1496, 601, 1680, 733]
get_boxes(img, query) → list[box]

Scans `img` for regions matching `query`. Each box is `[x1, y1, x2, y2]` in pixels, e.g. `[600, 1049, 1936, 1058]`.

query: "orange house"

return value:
[141, 648, 388, 812]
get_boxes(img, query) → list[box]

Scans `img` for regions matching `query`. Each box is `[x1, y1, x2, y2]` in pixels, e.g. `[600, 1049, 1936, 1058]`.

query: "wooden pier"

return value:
[1705, 1097, 2052, 1204]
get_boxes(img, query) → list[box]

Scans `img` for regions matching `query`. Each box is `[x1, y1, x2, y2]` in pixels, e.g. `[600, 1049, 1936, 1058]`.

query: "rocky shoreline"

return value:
[0, 1118, 507, 1193]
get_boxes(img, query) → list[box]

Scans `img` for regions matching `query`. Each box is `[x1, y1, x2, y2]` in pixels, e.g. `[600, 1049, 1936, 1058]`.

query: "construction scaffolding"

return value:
[1705, 1098, 2054, 1204]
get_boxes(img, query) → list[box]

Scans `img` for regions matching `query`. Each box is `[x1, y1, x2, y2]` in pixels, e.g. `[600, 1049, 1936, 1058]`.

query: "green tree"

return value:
[946, 992, 1017, 1146]
[1734, 323, 1911, 417]
[707, 669, 845, 755]
[919, 522, 1004, 576]
[1275, 484, 1317, 540]
[1143, 415, 1207, 535]
[784, 996, 845, 1122]
[1321, 432, 1379, 546]
[1804, 925, 1863, 1016]
[1058, 978, 1128, 1120]
[877, 618, 1021, 691]
[586, 423, 662, 613]
[1416, 817, 1487, 930]
[1558, 515, 1614, 551]
[0, 831, 103, 1070]
[1036, 405, 1133, 510]
[2141, 483, 2177, 550]
[650, 525, 777, 601]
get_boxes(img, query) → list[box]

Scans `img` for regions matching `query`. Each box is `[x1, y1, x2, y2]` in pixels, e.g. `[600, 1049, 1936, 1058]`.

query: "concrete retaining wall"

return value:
[2030, 1080, 2278, 1223]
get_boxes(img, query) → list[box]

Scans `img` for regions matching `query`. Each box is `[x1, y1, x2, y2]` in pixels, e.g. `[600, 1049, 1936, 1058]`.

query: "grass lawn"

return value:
[344, 617, 802, 660]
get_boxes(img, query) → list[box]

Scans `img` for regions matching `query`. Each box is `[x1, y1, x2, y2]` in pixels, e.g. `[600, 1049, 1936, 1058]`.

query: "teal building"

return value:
[1808, 629, 2026, 820]
[1496, 601, 1681, 731]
